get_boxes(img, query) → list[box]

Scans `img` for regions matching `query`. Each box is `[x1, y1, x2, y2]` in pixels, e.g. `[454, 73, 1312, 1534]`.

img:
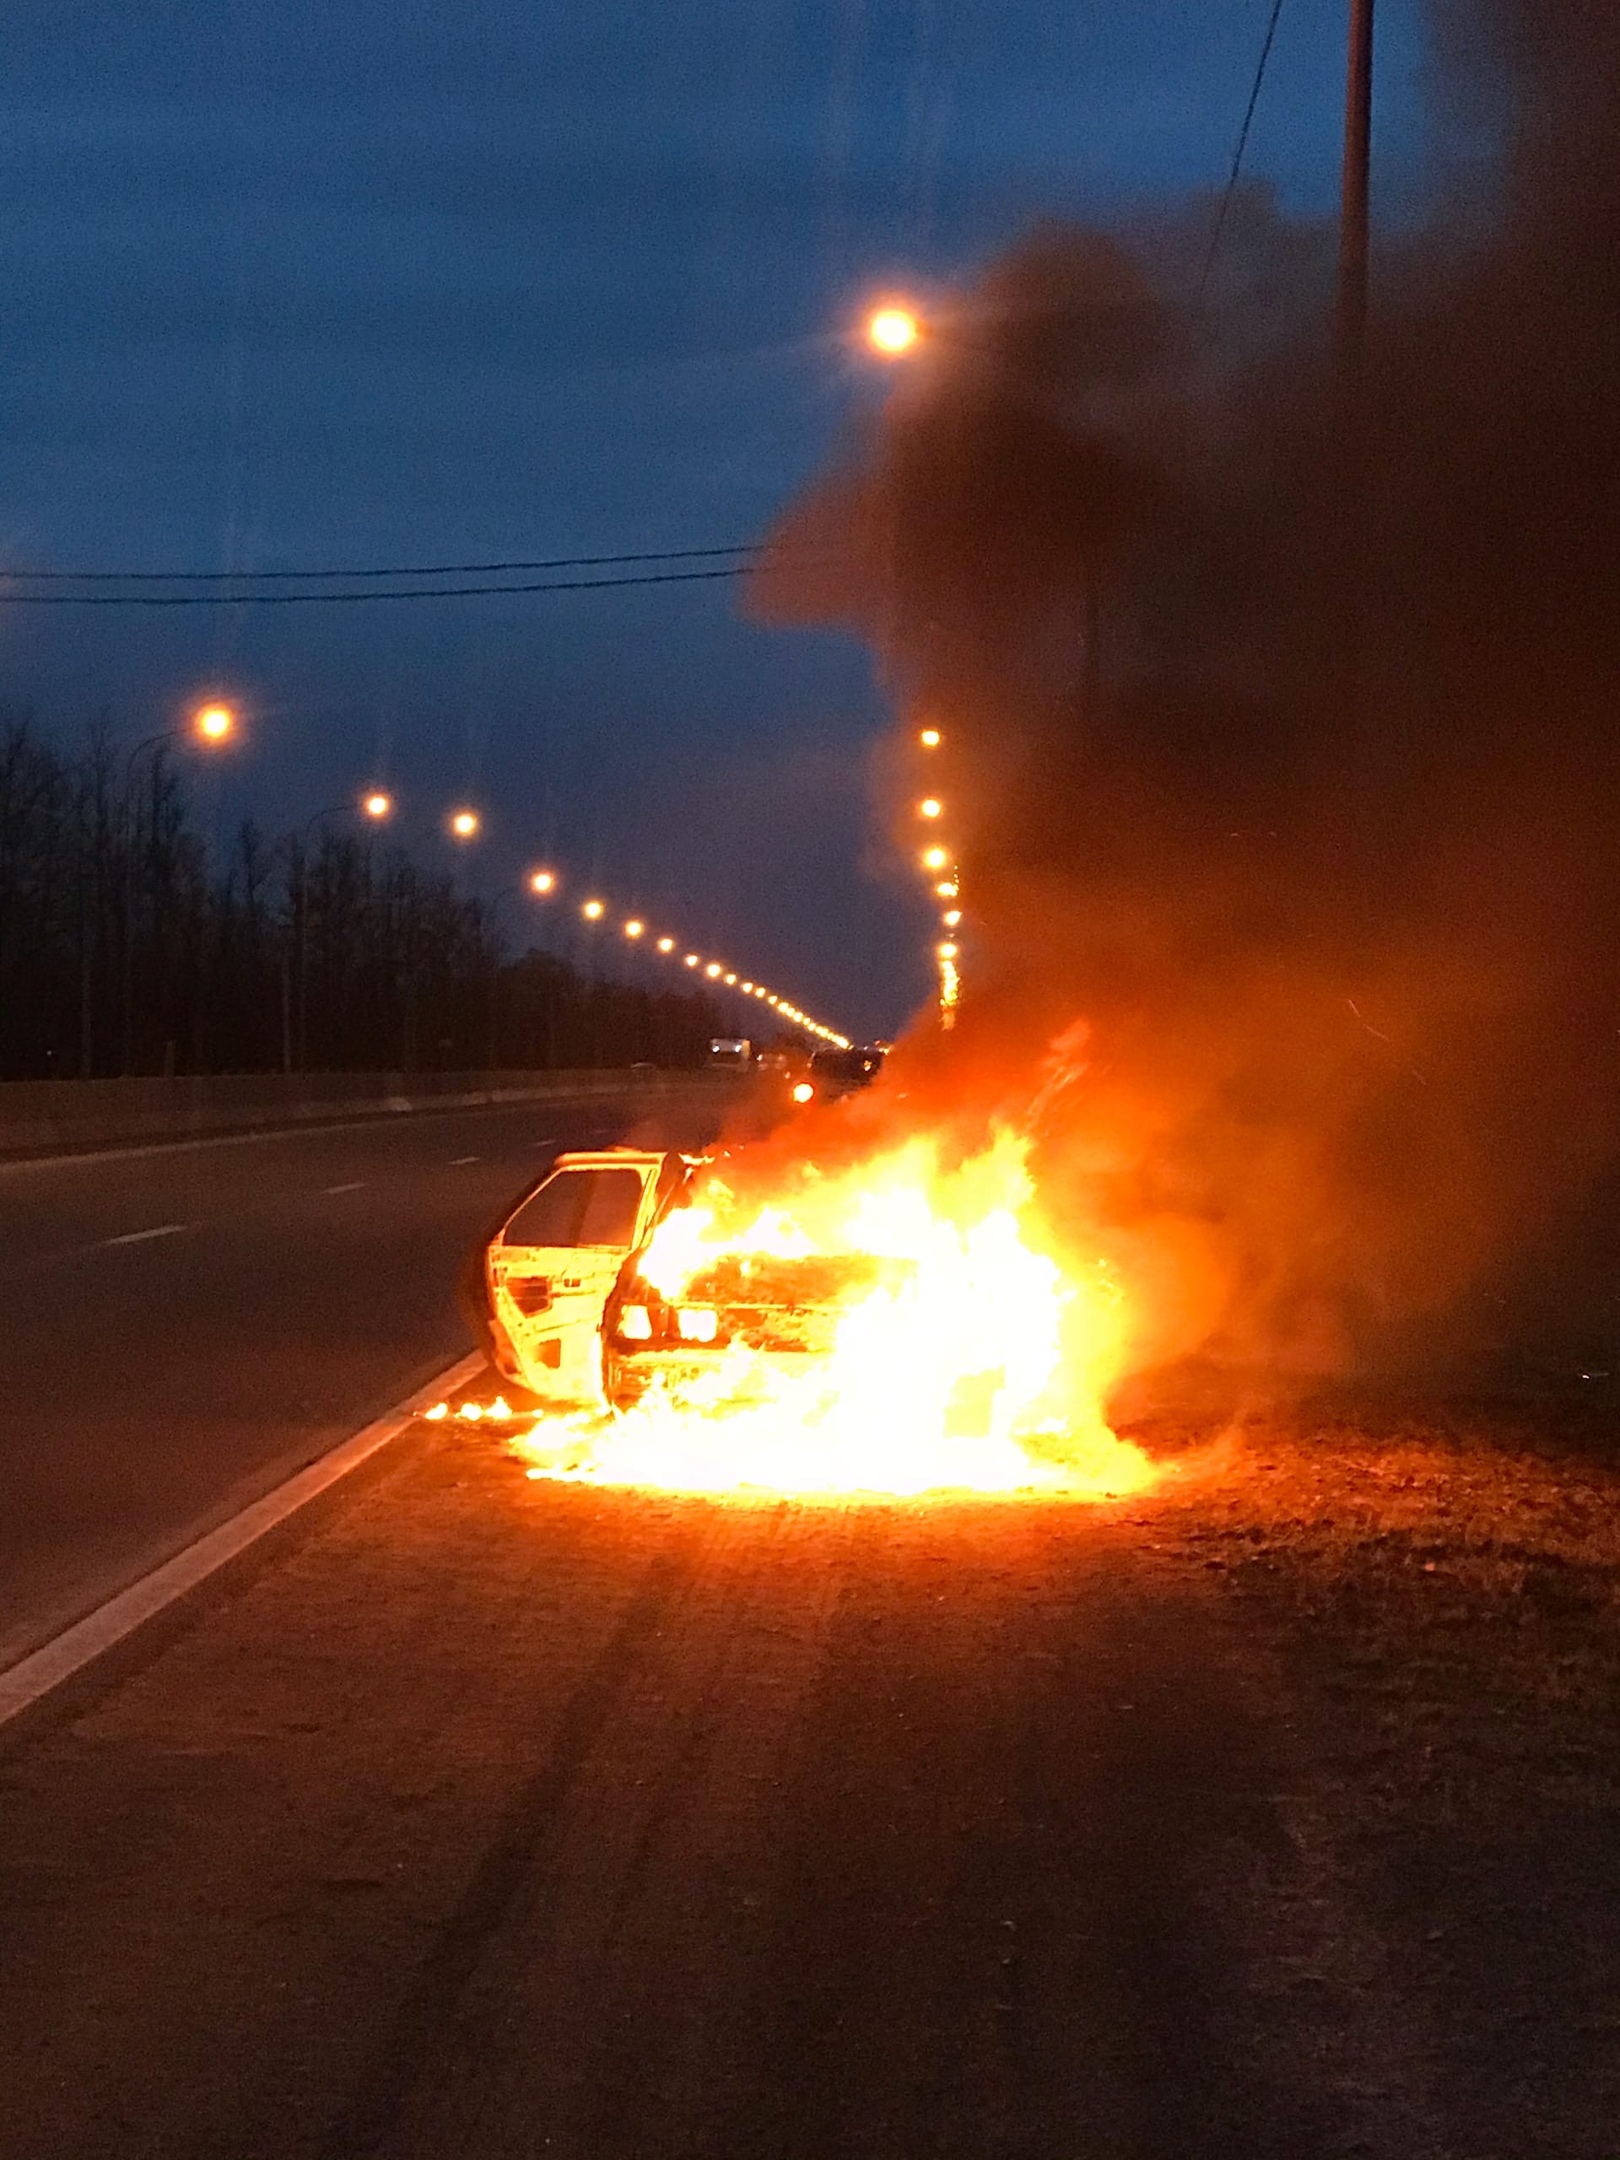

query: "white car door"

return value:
[488, 1161, 660, 1405]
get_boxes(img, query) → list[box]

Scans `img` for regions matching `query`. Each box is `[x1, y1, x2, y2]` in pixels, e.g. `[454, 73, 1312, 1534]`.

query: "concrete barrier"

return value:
[0, 1068, 735, 1163]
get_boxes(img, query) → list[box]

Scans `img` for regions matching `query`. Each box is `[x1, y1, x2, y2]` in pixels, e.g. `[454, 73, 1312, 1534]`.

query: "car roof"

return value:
[546, 1147, 672, 1171]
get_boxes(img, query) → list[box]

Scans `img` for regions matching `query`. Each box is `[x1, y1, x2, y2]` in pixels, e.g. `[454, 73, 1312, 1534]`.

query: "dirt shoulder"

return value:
[1, 1397, 1617, 2157]
[1134, 1393, 1620, 2156]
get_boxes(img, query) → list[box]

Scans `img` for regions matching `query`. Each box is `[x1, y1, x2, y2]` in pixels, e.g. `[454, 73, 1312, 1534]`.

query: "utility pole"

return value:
[1336, 0, 1374, 384]
[1335, 0, 1375, 813]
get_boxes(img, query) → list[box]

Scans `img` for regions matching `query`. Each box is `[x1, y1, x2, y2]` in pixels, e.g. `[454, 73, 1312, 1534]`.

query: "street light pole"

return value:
[294, 805, 345, 1075]
[118, 729, 176, 1078]
[1332, 0, 1376, 822]
[117, 705, 238, 1077]
[295, 792, 393, 1072]
[1336, 0, 1375, 386]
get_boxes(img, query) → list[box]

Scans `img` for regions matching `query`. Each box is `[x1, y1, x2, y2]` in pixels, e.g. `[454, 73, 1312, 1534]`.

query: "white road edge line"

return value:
[322, 1181, 367, 1195]
[448, 1155, 481, 1165]
[0, 1349, 485, 1732]
[101, 1222, 189, 1248]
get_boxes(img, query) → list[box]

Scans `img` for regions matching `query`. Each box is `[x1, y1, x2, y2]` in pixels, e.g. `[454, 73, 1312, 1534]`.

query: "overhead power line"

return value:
[1196, 0, 1288, 307]
[0, 563, 755, 607]
[2, 542, 760, 584]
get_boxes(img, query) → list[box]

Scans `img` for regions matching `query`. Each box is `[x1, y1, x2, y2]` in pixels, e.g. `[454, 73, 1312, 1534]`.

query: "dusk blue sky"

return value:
[1, 1, 1429, 1040]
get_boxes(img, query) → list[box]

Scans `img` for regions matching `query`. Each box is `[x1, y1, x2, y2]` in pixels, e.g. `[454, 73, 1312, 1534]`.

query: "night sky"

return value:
[2, 0, 1426, 1042]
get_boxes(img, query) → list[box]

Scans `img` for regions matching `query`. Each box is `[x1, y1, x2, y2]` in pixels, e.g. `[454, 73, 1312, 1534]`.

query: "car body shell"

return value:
[481, 1147, 690, 1405]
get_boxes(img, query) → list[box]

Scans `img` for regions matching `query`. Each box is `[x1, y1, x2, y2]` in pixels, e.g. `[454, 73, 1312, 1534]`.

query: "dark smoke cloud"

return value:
[756, 0, 1620, 1381]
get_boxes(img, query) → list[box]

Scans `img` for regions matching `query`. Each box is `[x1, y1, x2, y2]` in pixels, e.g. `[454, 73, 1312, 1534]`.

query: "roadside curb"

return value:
[0, 1351, 484, 1736]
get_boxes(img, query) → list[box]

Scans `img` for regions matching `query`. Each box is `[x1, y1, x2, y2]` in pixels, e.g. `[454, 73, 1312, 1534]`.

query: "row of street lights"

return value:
[131, 685, 854, 1065]
[912, 724, 962, 1029]
[521, 869, 851, 1050]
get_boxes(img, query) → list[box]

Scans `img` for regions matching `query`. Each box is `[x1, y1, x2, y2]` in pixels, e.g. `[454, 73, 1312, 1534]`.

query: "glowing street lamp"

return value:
[528, 868, 556, 895]
[867, 305, 920, 357]
[362, 790, 392, 821]
[935, 879, 958, 897]
[705, 962, 723, 979]
[449, 808, 480, 840]
[938, 941, 959, 961]
[581, 898, 604, 921]
[724, 972, 737, 986]
[656, 935, 675, 954]
[623, 919, 645, 940]
[684, 953, 700, 968]
[919, 727, 941, 748]
[918, 798, 942, 820]
[922, 845, 948, 872]
[942, 908, 962, 927]
[192, 701, 236, 744]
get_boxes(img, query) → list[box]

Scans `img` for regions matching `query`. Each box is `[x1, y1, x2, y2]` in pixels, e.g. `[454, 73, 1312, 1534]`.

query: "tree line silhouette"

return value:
[0, 719, 726, 1081]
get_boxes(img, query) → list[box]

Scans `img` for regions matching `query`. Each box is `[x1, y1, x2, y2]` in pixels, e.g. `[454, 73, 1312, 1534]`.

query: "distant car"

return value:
[805, 1045, 885, 1099]
[475, 1148, 697, 1404]
[707, 1037, 753, 1069]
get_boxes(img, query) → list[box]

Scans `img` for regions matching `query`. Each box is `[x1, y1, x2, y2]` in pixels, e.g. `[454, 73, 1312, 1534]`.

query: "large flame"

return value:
[514, 1128, 1156, 1500]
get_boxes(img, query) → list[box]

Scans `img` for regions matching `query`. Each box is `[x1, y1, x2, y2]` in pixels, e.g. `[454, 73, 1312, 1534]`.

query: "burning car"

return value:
[475, 1142, 885, 1414]
[475, 1129, 1152, 1499]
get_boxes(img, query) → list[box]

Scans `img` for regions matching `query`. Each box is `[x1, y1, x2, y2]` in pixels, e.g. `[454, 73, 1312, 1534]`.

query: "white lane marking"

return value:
[100, 1223, 189, 1248]
[449, 1155, 481, 1165]
[532, 1136, 558, 1148]
[322, 1181, 367, 1195]
[0, 1350, 484, 1732]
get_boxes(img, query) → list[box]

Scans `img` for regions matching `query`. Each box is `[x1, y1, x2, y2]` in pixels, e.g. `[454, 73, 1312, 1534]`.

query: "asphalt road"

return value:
[0, 1083, 729, 1670]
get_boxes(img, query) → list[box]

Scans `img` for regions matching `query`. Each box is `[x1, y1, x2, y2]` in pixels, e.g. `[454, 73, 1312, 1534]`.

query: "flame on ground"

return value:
[512, 1128, 1157, 1501]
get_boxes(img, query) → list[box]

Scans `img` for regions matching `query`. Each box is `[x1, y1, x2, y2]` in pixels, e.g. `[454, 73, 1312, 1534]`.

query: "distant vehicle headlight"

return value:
[676, 1307, 719, 1343]
[792, 1081, 815, 1104]
[618, 1304, 653, 1341]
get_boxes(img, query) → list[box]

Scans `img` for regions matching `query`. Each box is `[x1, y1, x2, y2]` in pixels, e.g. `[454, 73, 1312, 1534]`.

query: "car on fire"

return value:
[471, 1143, 894, 1412]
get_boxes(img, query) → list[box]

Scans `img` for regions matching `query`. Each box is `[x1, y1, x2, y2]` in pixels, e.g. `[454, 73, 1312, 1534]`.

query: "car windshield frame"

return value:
[501, 1165, 647, 1250]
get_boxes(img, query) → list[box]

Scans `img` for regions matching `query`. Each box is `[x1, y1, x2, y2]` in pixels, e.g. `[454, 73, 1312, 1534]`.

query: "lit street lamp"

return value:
[192, 701, 236, 743]
[866, 305, 921, 357]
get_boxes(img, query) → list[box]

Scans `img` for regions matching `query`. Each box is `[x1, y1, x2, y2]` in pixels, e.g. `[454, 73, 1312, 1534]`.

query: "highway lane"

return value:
[0, 1082, 730, 1670]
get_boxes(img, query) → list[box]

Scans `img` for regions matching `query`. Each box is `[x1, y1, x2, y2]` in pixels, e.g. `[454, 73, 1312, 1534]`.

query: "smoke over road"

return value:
[758, 0, 1620, 1384]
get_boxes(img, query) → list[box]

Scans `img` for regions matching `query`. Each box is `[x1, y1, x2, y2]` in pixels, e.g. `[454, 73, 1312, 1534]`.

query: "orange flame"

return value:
[514, 1129, 1155, 1500]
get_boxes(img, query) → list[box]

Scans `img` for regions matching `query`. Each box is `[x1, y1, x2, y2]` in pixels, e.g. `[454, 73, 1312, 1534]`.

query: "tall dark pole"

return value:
[1335, 0, 1375, 818]
[1336, 0, 1374, 384]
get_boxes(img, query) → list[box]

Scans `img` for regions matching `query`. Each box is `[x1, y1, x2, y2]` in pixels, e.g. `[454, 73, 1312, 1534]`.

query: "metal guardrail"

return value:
[0, 1067, 736, 1163]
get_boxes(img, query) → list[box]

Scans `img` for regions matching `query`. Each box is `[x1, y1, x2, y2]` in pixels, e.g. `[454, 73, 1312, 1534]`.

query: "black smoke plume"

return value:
[756, 0, 1620, 1382]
